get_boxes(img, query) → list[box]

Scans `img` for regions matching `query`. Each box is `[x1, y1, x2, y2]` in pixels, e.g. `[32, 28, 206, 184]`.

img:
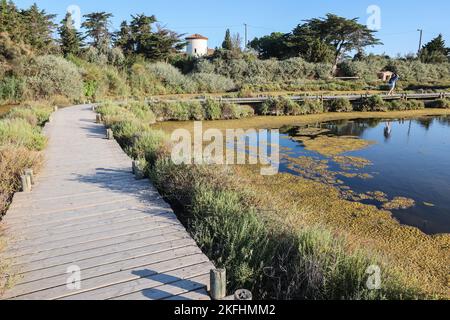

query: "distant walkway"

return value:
[0, 105, 214, 300]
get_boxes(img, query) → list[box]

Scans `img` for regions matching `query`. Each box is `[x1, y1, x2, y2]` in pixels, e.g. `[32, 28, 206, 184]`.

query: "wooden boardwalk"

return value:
[0, 105, 214, 300]
[149, 91, 450, 105]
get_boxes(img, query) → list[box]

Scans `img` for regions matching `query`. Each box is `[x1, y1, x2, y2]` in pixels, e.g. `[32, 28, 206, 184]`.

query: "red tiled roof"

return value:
[186, 34, 208, 40]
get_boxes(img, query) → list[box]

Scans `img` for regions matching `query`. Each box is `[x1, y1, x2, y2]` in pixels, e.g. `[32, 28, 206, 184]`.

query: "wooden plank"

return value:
[3, 227, 187, 262]
[7, 211, 178, 244]
[11, 232, 191, 273]
[6, 209, 175, 240]
[7, 250, 208, 300]
[5, 220, 183, 254]
[164, 288, 210, 300]
[3, 222, 187, 261]
[112, 274, 210, 300]
[11, 238, 197, 284]
[61, 262, 212, 300]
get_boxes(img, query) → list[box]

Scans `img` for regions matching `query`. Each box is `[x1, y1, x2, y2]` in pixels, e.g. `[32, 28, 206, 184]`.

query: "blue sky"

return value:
[14, 0, 450, 56]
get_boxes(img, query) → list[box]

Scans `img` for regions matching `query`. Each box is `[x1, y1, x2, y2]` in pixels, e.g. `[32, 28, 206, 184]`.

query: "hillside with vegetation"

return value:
[1, 1, 450, 107]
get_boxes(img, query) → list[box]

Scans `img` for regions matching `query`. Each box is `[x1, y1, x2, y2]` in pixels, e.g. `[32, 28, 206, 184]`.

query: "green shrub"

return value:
[5, 106, 52, 126]
[0, 77, 25, 103]
[220, 103, 253, 119]
[147, 62, 197, 94]
[110, 119, 145, 146]
[259, 98, 275, 115]
[188, 101, 206, 120]
[129, 63, 167, 96]
[203, 98, 222, 120]
[104, 68, 129, 98]
[127, 102, 156, 124]
[301, 99, 325, 114]
[280, 97, 302, 115]
[25, 55, 83, 101]
[166, 102, 191, 121]
[326, 98, 353, 112]
[427, 98, 450, 109]
[190, 73, 236, 93]
[0, 118, 46, 150]
[131, 129, 169, 166]
[357, 95, 387, 112]
[388, 100, 424, 111]
[190, 186, 274, 292]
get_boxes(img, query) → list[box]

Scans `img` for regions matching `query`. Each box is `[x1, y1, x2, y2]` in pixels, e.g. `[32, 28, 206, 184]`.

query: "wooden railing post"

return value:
[96, 114, 102, 123]
[53, 106, 59, 112]
[25, 169, 34, 185]
[210, 269, 226, 300]
[133, 160, 145, 180]
[21, 174, 32, 192]
[106, 129, 114, 140]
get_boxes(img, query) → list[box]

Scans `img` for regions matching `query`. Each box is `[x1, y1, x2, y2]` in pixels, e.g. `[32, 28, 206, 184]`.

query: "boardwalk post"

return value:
[92, 105, 97, 112]
[210, 268, 226, 300]
[96, 114, 102, 123]
[106, 129, 114, 140]
[20, 174, 32, 192]
[53, 106, 58, 112]
[133, 160, 145, 180]
[25, 169, 34, 185]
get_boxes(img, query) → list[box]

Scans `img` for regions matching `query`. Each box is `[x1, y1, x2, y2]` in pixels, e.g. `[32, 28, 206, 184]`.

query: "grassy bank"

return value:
[96, 101, 450, 299]
[0, 103, 52, 291]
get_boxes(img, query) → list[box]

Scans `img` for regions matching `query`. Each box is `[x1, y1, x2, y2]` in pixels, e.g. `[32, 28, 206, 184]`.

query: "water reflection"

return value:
[280, 115, 450, 234]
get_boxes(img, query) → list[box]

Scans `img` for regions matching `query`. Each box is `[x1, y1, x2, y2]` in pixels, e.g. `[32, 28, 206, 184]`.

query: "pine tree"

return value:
[129, 14, 156, 55]
[21, 3, 57, 52]
[422, 34, 449, 56]
[420, 34, 450, 64]
[222, 29, 233, 50]
[114, 21, 134, 55]
[0, 0, 26, 43]
[147, 26, 184, 61]
[58, 12, 83, 57]
[82, 12, 113, 53]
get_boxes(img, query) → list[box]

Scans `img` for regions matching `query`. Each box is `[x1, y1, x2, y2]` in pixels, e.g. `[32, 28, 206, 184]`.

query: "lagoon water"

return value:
[279, 116, 450, 235]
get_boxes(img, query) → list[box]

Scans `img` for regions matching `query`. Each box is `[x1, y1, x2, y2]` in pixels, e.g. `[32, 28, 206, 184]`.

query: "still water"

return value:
[279, 116, 450, 234]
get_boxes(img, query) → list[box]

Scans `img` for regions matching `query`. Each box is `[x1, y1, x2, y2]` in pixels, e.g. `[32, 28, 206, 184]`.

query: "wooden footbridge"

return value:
[0, 105, 215, 300]
[148, 91, 450, 105]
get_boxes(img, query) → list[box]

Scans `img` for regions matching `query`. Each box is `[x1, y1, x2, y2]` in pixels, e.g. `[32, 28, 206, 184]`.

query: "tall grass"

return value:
[0, 105, 49, 216]
[0, 118, 46, 150]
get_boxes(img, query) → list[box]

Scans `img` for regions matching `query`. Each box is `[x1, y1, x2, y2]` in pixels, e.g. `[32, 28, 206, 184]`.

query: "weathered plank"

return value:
[0, 105, 214, 300]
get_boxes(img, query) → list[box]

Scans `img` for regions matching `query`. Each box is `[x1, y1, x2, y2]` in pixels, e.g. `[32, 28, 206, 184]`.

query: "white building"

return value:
[185, 34, 209, 57]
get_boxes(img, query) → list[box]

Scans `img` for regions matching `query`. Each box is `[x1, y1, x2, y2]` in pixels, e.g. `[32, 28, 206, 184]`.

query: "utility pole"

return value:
[417, 29, 423, 55]
[244, 23, 248, 50]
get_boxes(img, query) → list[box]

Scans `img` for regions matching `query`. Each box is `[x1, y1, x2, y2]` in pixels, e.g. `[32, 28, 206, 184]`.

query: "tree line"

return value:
[0, 1, 184, 61]
[1, 0, 449, 69]
[249, 13, 450, 66]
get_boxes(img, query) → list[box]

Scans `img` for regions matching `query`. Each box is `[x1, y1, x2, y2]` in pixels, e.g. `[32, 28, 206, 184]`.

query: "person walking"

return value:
[388, 73, 400, 95]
